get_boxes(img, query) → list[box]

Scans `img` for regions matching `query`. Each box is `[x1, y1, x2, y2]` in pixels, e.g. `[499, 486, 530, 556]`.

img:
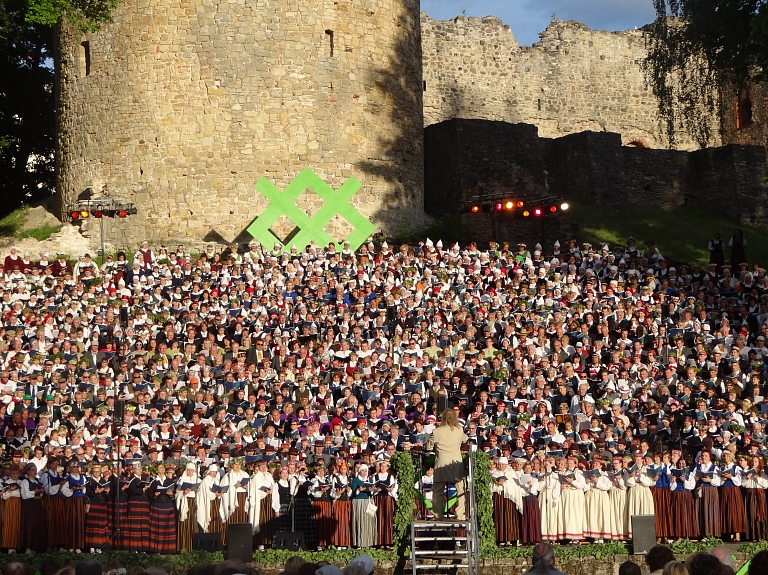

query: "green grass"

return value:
[17, 223, 61, 241]
[569, 201, 768, 268]
[0, 205, 29, 236]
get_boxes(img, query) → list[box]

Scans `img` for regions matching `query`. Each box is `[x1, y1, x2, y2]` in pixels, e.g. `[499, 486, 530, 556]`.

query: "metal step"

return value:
[414, 550, 468, 556]
[414, 565, 469, 570]
[413, 536, 461, 541]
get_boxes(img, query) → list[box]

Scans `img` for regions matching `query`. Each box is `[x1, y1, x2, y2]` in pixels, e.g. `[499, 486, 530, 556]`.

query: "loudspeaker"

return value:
[661, 303, 670, 321]
[192, 532, 222, 552]
[631, 514, 656, 554]
[114, 399, 126, 421]
[119, 306, 129, 327]
[227, 523, 253, 562]
[273, 531, 305, 551]
[437, 395, 448, 415]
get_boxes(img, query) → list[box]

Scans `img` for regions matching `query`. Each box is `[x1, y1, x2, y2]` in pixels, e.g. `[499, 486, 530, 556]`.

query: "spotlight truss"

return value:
[462, 194, 569, 217]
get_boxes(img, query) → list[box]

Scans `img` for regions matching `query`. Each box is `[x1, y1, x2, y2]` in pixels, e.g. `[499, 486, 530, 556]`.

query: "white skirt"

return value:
[557, 487, 586, 540]
[626, 485, 654, 536]
[585, 489, 612, 539]
[609, 488, 628, 540]
[538, 487, 559, 541]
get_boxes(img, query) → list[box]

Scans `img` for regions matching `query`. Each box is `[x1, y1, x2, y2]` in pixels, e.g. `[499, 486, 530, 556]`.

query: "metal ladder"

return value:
[410, 450, 480, 575]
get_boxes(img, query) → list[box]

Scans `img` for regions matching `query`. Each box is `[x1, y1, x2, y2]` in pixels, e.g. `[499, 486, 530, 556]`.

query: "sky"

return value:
[421, 0, 658, 46]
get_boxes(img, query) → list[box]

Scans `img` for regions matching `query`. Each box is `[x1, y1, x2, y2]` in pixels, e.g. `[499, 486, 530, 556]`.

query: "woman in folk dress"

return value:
[741, 455, 768, 541]
[669, 458, 699, 541]
[197, 465, 227, 543]
[625, 454, 654, 539]
[175, 462, 200, 552]
[608, 455, 629, 541]
[537, 458, 561, 543]
[718, 452, 746, 542]
[584, 458, 612, 542]
[556, 456, 587, 543]
[351, 464, 377, 549]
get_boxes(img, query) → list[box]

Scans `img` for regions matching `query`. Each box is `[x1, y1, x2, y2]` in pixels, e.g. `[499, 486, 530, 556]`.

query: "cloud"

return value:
[421, 0, 656, 45]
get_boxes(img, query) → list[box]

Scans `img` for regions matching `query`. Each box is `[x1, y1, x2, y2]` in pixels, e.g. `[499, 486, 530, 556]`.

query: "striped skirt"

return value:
[112, 500, 128, 551]
[124, 498, 151, 552]
[20, 498, 47, 551]
[375, 494, 395, 547]
[2, 497, 20, 549]
[149, 499, 177, 554]
[46, 495, 68, 548]
[228, 491, 248, 524]
[85, 498, 111, 548]
[210, 498, 227, 546]
[521, 494, 542, 545]
[494, 493, 520, 543]
[312, 499, 333, 549]
[352, 498, 377, 549]
[177, 498, 197, 552]
[744, 488, 768, 541]
[651, 487, 673, 538]
[670, 490, 699, 540]
[66, 496, 87, 550]
[254, 494, 276, 547]
[331, 499, 352, 548]
[720, 486, 746, 535]
[696, 487, 721, 538]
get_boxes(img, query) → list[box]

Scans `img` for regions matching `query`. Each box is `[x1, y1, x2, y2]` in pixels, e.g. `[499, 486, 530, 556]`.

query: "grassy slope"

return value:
[569, 201, 768, 268]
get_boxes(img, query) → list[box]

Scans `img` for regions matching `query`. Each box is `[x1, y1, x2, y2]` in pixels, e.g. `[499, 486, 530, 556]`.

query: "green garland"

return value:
[470, 450, 496, 556]
[390, 451, 417, 556]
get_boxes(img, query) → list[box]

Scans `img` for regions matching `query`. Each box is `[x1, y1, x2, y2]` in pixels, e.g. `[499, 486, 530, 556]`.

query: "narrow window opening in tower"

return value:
[423, 81, 427, 91]
[735, 89, 752, 129]
[79, 41, 91, 77]
[325, 30, 334, 57]
[537, 99, 541, 111]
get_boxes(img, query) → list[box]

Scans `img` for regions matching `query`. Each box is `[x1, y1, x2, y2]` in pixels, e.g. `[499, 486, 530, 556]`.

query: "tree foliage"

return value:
[642, 0, 768, 148]
[0, 0, 118, 216]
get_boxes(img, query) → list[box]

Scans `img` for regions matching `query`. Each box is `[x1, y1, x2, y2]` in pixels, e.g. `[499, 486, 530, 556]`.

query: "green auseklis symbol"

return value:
[247, 168, 375, 254]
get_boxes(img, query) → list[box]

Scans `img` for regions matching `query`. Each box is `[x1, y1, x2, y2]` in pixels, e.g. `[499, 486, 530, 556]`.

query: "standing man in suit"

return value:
[426, 409, 468, 520]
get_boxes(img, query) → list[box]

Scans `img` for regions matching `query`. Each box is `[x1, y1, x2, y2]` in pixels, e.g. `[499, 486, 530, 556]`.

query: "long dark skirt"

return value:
[295, 495, 317, 548]
[651, 487, 673, 538]
[313, 499, 333, 549]
[720, 486, 746, 536]
[744, 488, 768, 541]
[149, 499, 177, 554]
[85, 498, 110, 549]
[670, 490, 699, 539]
[521, 495, 542, 545]
[2, 497, 20, 549]
[254, 494, 276, 547]
[276, 502, 292, 533]
[20, 498, 47, 551]
[177, 498, 197, 552]
[494, 493, 520, 543]
[375, 494, 395, 547]
[46, 495, 68, 548]
[331, 499, 352, 548]
[112, 500, 129, 551]
[66, 496, 87, 550]
[351, 498, 376, 548]
[696, 487, 721, 538]
[124, 497, 151, 552]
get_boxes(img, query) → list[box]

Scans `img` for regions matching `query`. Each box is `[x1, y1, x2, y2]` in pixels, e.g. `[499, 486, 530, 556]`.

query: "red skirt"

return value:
[494, 494, 520, 543]
[46, 495, 68, 547]
[20, 498, 47, 551]
[149, 500, 177, 554]
[331, 499, 351, 547]
[375, 494, 395, 547]
[210, 499, 227, 546]
[696, 487, 721, 538]
[670, 490, 699, 539]
[651, 487, 673, 538]
[124, 498, 151, 552]
[521, 495, 541, 545]
[66, 496, 87, 550]
[720, 486, 746, 535]
[312, 499, 333, 548]
[745, 488, 768, 541]
[228, 492, 248, 524]
[85, 498, 110, 548]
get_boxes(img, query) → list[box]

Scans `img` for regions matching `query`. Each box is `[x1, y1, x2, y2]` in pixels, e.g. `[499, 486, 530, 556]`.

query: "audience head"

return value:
[348, 555, 374, 575]
[75, 561, 103, 575]
[285, 557, 307, 575]
[707, 548, 734, 569]
[646, 545, 676, 572]
[747, 550, 768, 575]
[685, 553, 727, 575]
[618, 561, 641, 575]
[662, 562, 688, 575]
[2, 563, 33, 575]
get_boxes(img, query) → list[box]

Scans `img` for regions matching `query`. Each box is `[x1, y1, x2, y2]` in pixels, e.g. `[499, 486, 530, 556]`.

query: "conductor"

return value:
[426, 408, 469, 520]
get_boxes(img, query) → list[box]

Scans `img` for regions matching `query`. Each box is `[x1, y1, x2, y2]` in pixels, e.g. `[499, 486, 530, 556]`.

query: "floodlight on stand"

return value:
[560, 202, 570, 211]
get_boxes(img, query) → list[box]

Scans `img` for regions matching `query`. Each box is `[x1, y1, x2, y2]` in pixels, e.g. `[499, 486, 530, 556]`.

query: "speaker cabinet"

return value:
[273, 531, 305, 551]
[192, 532, 222, 552]
[119, 306, 129, 327]
[115, 399, 126, 421]
[226, 523, 253, 562]
[631, 514, 656, 554]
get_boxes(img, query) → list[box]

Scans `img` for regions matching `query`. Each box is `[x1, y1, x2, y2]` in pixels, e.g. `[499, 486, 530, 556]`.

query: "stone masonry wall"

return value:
[56, 0, 424, 248]
[420, 14, 705, 152]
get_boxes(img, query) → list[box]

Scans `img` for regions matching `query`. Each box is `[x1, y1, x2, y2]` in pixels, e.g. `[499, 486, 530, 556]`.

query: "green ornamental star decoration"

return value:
[247, 168, 375, 254]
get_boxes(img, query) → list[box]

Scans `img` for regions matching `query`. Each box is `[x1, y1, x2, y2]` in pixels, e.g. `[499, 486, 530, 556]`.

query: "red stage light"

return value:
[470, 205, 480, 213]
[534, 208, 542, 216]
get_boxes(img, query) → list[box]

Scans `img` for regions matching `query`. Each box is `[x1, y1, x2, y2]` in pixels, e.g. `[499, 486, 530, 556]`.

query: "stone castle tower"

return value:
[56, 0, 424, 247]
